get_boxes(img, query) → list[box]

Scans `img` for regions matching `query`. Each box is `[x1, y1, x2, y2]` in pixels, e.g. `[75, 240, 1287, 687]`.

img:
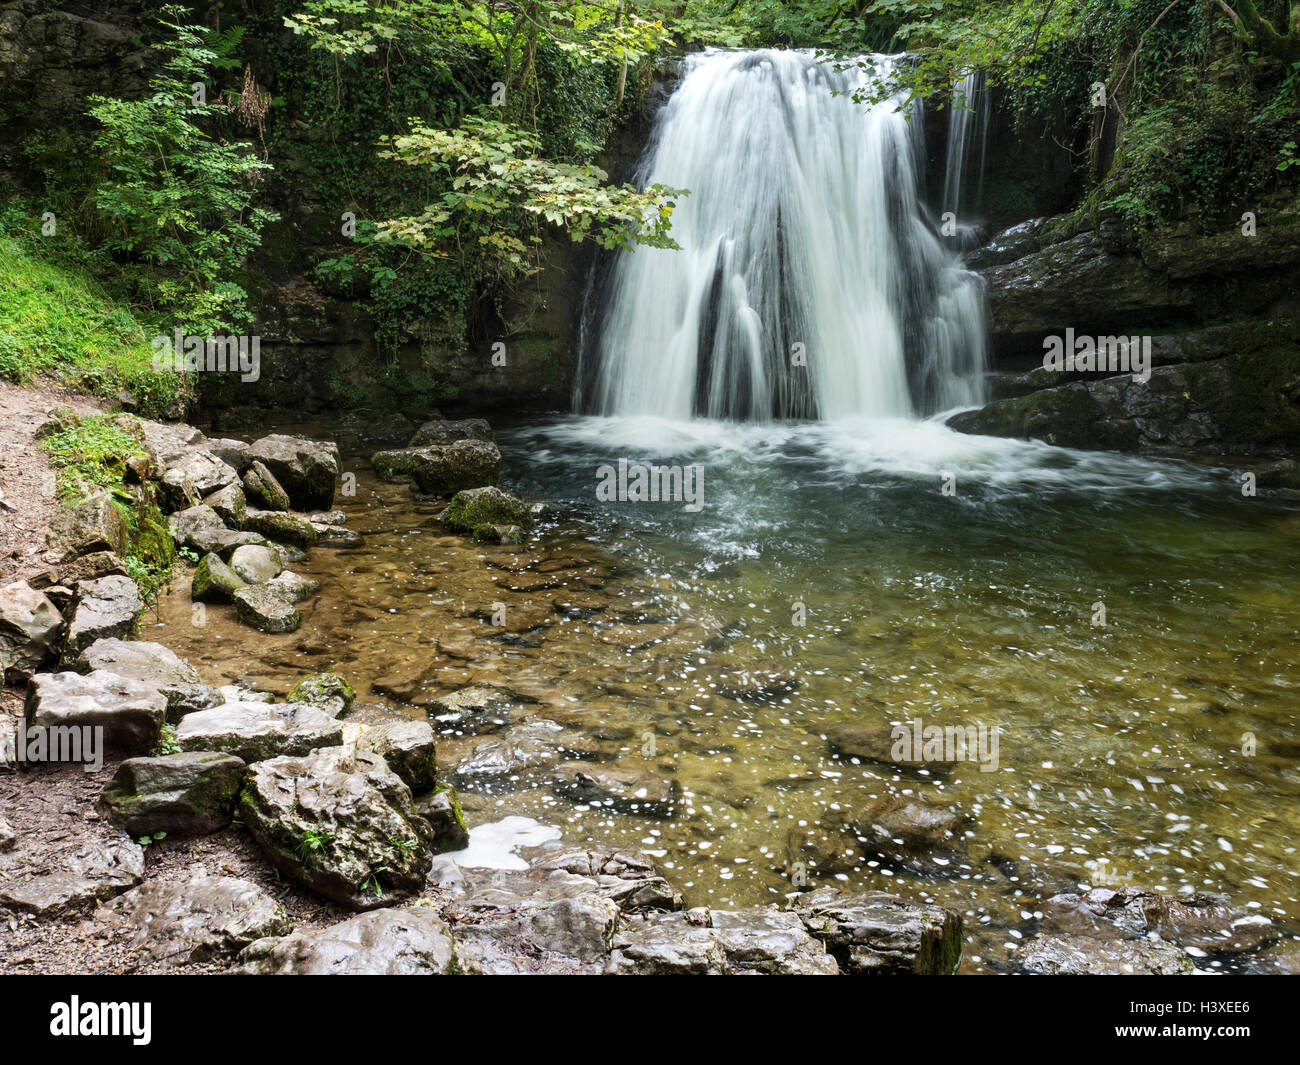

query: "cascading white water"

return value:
[941, 70, 990, 219]
[577, 48, 986, 422]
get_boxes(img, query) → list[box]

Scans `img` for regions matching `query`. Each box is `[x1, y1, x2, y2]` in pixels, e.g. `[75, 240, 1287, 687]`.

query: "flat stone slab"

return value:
[238, 906, 454, 974]
[0, 835, 144, 916]
[25, 670, 166, 755]
[71, 637, 219, 722]
[63, 575, 143, 656]
[99, 751, 247, 838]
[95, 875, 289, 966]
[174, 701, 342, 762]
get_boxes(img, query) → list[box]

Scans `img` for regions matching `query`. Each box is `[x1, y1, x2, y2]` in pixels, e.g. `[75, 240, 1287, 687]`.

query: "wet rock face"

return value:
[95, 875, 290, 966]
[1019, 934, 1196, 975]
[71, 637, 219, 722]
[239, 745, 434, 910]
[247, 434, 339, 511]
[99, 752, 247, 838]
[25, 670, 166, 755]
[238, 906, 456, 975]
[370, 439, 502, 497]
[793, 888, 964, 974]
[0, 833, 144, 916]
[0, 579, 65, 679]
[608, 908, 840, 975]
[174, 700, 342, 762]
[232, 585, 301, 633]
[1040, 886, 1278, 956]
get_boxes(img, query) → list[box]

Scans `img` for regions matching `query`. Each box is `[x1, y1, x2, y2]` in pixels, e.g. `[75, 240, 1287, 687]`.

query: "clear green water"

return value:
[154, 413, 1300, 972]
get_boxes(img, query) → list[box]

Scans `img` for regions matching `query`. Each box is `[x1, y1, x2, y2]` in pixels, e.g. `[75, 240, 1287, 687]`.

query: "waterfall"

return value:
[576, 49, 986, 422]
[941, 70, 990, 220]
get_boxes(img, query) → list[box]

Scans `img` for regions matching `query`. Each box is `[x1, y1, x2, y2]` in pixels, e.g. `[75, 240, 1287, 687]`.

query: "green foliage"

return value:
[156, 724, 182, 756]
[375, 117, 685, 275]
[296, 829, 336, 861]
[87, 6, 277, 337]
[39, 415, 146, 503]
[0, 215, 185, 417]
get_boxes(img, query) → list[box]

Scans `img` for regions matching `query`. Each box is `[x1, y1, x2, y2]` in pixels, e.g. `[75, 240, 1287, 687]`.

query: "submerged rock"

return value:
[1019, 934, 1196, 975]
[239, 745, 434, 910]
[233, 585, 301, 634]
[845, 794, 969, 874]
[99, 751, 246, 838]
[370, 439, 501, 497]
[551, 761, 679, 819]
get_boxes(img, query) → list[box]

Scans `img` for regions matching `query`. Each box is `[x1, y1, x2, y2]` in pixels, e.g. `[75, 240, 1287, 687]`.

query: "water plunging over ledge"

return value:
[577, 49, 986, 422]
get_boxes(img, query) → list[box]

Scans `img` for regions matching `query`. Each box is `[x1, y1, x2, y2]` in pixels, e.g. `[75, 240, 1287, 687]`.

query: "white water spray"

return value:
[578, 49, 986, 422]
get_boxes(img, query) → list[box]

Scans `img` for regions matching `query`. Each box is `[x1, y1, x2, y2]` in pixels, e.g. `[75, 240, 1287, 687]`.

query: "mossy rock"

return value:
[442, 486, 534, 535]
[192, 552, 245, 604]
[286, 672, 356, 717]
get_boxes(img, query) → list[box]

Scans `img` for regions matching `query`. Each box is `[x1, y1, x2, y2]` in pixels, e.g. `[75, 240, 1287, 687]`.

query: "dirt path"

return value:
[0, 380, 104, 584]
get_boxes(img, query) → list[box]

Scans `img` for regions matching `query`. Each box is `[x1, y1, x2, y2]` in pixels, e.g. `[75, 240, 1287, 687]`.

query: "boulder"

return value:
[239, 745, 434, 910]
[159, 467, 200, 511]
[165, 448, 238, 498]
[61, 575, 143, 655]
[202, 438, 252, 472]
[96, 875, 289, 966]
[248, 434, 339, 510]
[793, 888, 964, 974]
[407, 417, 494, 447]
[415, 784, 470, 854]
[191, 552, 246, 604]
[0, 834, 144, 916]
[286, 673, 356, 717]
[238, 906, 454, 975]
[265, 571, 320, 603]
[1040, 886, 1278, 955]
[370, 439, 501, 497]
[1019, 934, 1196, 975]
[233, 585, 300, 634]
[71, 638, 219, 721]
[140, 419, 205, 468]
[203, 482, 246, 527]
[174, 701, 342, 762]
[227, 543, 286, 585]
[45, 486, 128, 561]
[187, 526, 268, 559]
[846, 794, 969, 874]
[58, 550, 128, 585]
[242, 460, 292, 511]
[168, 504, 225, 551]
[99, 752, 246, 838]
[0, 580, 65, 678]
[242, 508, 319, 549]
[357, 718, 437, 792]
[24, 670, 166, 754]
[441, 485, 533, 536]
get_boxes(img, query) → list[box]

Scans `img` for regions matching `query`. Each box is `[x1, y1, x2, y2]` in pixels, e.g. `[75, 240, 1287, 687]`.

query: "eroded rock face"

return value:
[203, 481, 247, 527]
[239, 906, 455, 975]
[370, 439, 501, 497]
[99, 752, 247, 838]
[239, 745, 434, 910]
[175, 701, 342, 762]
[71, 638, 219, 722]
[248, 434, 339, 511]
[168, 504, 226, 552]
[793, 888, 964, 974]
[0, 580, 65, 679]
[25, 670, 166, 755]
[95, 875, 289, 966]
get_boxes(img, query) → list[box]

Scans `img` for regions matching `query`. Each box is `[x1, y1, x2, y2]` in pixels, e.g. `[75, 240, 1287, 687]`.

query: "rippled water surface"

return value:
[153, 414, 1300, 972]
